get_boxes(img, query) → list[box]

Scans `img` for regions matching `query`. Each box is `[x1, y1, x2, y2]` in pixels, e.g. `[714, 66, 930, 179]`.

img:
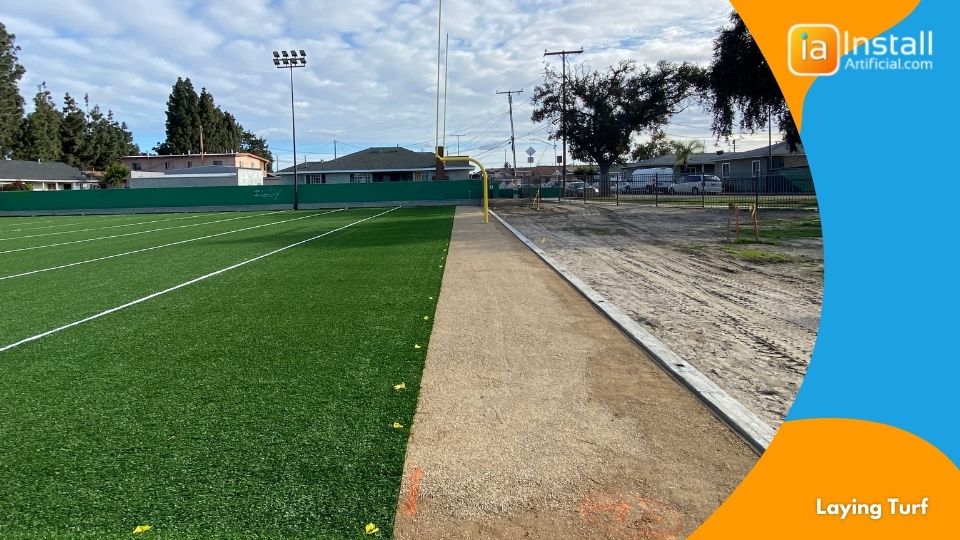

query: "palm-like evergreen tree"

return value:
[671, 139, 705, 173]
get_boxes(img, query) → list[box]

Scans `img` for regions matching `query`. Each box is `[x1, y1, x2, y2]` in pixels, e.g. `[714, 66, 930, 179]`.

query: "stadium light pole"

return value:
[273, 49, 307, 210]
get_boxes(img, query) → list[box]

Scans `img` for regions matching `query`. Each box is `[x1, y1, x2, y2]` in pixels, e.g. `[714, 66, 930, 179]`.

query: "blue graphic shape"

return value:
[787, 0, 959, 463]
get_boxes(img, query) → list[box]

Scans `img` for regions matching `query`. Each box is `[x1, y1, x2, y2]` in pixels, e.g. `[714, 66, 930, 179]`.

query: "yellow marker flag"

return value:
[414, 344, 422, 349]
[422, 315, 429, 320]
[393, 382, 406, 391]
[132, 524, 152, 534]
[392, 422, 404, 429]
[365, 522, 380, 535]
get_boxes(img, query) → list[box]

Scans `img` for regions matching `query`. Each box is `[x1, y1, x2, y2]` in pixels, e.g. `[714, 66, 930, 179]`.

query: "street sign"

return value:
[525, 147, 536, 156]
[527, 157, 534, 163]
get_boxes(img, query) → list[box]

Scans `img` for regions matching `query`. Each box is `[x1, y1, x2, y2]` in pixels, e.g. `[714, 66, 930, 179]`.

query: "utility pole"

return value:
[450, 134, 464, 155]
[544, 48, 582, 184]
[334, 140, 337, 159]
[496, 89, 523, 180]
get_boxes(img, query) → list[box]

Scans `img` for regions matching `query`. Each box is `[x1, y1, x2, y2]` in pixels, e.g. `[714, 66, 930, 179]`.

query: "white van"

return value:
[629, 167, 676, 194]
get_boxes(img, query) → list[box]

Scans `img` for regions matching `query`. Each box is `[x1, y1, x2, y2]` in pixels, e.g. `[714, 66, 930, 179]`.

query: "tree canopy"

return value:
[531, 60, 706, 179]
[156, 79, 273, 171]
[709, 11, 800, 149]
[0, 25, 138, 169]
[0, 22, 26, 159]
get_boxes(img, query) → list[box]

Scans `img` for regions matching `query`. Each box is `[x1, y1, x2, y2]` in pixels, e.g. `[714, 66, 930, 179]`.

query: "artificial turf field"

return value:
[0, 207, 453, 539]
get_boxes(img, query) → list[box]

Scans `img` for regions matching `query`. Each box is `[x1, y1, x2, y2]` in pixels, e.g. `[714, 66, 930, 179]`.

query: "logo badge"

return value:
[788, 24, 840, 76]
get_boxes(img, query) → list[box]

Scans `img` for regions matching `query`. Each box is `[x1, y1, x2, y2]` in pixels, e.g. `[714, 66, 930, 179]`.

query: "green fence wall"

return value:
[0, 181, 485, 213]
[0, 185, 293, 212]
[299, 180, 481, 204]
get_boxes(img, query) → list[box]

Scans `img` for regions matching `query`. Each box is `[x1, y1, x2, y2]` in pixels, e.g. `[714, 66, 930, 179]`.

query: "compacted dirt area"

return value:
[395, 207, 756, 539]
[493, 202, 823, 429]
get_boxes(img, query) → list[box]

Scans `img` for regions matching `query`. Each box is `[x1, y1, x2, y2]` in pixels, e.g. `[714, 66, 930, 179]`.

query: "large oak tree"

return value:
[709, 12, 800, 150]
[532, 60, 706, 184]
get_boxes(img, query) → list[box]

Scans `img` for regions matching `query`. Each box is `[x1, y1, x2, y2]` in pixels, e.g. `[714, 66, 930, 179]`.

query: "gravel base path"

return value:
[394, 206, 756, 539]
[493, 203, 822, 428]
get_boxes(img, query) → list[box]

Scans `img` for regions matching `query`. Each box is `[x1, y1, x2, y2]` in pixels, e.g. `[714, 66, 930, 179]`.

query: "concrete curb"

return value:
[489, 209, 775, 454]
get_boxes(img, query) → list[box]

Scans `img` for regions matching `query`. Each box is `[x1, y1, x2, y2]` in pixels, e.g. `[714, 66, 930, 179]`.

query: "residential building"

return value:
[0, 160, 97, 191]
[128, 165, 265, 188]
[713, 142, 808, 178]
[274, 147, 472, 185]
[120, 152, 271, 179]
[628, 142, 808, 178]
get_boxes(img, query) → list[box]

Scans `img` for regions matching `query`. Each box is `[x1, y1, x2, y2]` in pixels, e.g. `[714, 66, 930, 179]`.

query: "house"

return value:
[274, 147, 472, 185]
[628, 142, 808, 178]
[630, 152, 719, 174]
[483, 165, 573, 183]
[119, 152, 271, 179]
[0, 160, 97, 191]
[128, 165, 265, 189]
[713, 142, 807, 178]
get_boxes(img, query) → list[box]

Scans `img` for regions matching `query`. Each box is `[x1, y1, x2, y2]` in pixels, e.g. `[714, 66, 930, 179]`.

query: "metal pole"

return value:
[544, 48, 583, 201]
[443, 33, 449, 151]
[290, 65, 298, 210]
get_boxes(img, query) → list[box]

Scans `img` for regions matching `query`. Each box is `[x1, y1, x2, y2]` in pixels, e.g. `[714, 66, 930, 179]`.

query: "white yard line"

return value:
[0, 213, 184, 234]
[0, 207, 400, 354]
[0, 212, 231, 241]
[0, 211, 284, 255]
[0, 210, 344, 282]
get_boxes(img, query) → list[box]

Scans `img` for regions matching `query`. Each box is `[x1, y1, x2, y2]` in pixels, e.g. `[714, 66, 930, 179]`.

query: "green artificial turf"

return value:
[0, 207, 454, 538]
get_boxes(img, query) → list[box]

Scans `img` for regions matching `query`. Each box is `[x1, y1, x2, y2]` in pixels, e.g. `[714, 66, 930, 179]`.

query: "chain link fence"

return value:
[488, 171, 817, 210]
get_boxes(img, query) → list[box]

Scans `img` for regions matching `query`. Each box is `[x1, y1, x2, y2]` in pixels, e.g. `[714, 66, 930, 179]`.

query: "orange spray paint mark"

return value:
[404, 467, 424, 516]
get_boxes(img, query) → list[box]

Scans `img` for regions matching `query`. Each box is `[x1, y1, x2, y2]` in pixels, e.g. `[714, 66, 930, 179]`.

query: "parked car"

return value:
[669, 174, 723, 194]
[563, 181, 599, 197]
[629, 168, 676, 194]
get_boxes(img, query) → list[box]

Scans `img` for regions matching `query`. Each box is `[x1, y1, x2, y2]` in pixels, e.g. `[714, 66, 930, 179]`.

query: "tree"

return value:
[671, 139, 705, 172]
[240, 130, 273, 172]
[197, 87, 225, 153]
[162, 77, 200, 154]
[0, 22, 26, 159]
[221, 112, 242, 152]
[60, 93, 87, 168]
[16, 82, 62, 161]
[103, 162, 128, 187]
[629, 129, 676, 162]
[709, 11, 800, 150]
[532, 60, 706, 185]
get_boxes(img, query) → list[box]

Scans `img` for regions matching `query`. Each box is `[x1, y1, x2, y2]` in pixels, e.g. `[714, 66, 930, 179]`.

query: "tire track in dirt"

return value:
[494, 203, 822, 428]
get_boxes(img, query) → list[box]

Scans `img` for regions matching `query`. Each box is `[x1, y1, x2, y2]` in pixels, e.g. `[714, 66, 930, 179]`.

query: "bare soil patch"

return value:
[493, 202, 823, 428]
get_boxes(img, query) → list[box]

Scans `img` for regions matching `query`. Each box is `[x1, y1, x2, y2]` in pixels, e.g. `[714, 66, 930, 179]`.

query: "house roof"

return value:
[717, 141, 805, 160]
[0, 160, 89, 181]
[633, 152, 721, 168]
[120, 152, 270, 163]
[632, 142, 805, 168]
[276, 147, 471, 174]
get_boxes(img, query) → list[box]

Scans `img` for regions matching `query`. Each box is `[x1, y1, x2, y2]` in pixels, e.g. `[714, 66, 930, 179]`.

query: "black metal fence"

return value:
[491, 172, 817, 210]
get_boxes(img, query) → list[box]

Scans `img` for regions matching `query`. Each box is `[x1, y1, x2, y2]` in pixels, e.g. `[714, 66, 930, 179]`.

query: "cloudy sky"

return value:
[2, 0, 776, 169]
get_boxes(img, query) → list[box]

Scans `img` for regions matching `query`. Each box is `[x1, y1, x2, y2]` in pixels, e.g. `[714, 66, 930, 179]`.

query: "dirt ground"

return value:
[492, 202, 823, 429]
[395, 207, 756, 540]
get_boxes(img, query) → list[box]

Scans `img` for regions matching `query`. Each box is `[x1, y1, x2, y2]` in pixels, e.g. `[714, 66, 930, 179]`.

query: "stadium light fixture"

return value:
[273, 49, 307, 210]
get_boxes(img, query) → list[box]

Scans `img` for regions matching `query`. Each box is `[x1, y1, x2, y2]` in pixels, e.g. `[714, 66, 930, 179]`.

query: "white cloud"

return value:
[2, 0, 783, 167]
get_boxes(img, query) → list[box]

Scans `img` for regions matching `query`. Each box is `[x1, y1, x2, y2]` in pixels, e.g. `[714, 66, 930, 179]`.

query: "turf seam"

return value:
[0, 209, 344, 282]
[0, 206, 401, 354]
[0, 211, 285, 255]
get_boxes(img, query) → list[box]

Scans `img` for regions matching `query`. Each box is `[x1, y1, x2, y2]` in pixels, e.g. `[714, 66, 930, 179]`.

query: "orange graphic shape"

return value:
[730, 0, 920, 130]
[691, 419, 960, 539]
